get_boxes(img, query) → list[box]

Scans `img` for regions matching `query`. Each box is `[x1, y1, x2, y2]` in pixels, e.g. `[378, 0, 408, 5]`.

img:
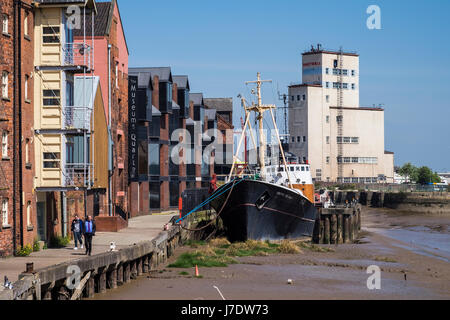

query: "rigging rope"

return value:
[178, 178, 243, 232]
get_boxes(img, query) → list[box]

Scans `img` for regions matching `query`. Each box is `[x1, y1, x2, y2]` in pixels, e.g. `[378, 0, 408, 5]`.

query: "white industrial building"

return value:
[288, 45, 394, 183]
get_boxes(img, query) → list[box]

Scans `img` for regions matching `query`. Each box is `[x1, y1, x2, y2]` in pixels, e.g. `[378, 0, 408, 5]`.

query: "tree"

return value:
[398, 163, 418, 183]
[416, 166, 441, 185]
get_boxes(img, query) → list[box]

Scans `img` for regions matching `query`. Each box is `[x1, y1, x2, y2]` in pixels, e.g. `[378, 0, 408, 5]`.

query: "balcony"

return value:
[63, 106, 91, 131]
[62, 43, 94, 71]
[64, 163, 94, 188]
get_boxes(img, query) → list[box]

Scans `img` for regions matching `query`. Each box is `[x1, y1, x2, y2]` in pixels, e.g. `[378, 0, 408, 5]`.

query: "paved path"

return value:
[0, 214, 176, 284]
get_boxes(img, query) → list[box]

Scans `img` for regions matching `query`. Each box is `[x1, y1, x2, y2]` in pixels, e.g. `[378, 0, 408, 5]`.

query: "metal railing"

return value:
[62, 43, 93, 69]
[64, 163, 94, 188]
[63, 106, 91, 131]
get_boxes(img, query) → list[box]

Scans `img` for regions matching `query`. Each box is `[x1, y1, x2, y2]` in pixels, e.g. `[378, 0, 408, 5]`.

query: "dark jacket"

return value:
[71, 219, 83, 233]
[82, 220, 96, 235]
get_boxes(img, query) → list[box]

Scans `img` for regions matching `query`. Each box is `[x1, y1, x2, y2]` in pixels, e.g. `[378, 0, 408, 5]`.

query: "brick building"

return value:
[0, 0, 36, 257]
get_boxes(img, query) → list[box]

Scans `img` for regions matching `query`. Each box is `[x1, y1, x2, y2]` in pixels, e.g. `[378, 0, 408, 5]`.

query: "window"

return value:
[24, 13, 29, 37]
[351, 70, 356, 76]
[115, 62, 119, 88]
[302, 157, 306, 163]
[352, 83, 356, 90]
[342, 69, 348, 76]
[326, 115, 329, 123]
[325, 95, 329, 103]
[2, 71, 8, 98]
[325, 68, 329, 75]
[302, 94, 306, 101]
[333, 82, 340, 89]
[326, 136, 329, 144]
[43, 152, 60, 168]
[325, 82, 330, 88]
[291, 137, 295, 143]
[297, 95, 300, 101]
[343, 177, 351, 183]
[27, 201, 32, 227]
[2, 131, 7, 158]
[25, 139, 30, 164]
[25, 75, 29, 100]
[352, 178, 359, 183]
[42, 26, 60, 43]
[352, 157, 359, 163]
[43, 89, 60, 106]
[149, 143, 160, 175]
[351, 137, 359, 143]
[326, 156, 330, 164]
[2, 199, 8, 226]
[2, 14, 8, 34]
[342, 83, 348, 89]
[332, 69, 339, 75]
[297, 136, 301, 143]
[149, 182, 160, 210]
[291, 96, 294, 101]
[336, 115, 343, 123]
[343, 137, 351, 143]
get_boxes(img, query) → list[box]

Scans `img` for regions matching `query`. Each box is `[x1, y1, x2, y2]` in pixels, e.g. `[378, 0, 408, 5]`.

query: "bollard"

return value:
[319, 216, 325, 244]
[124, 263, 131, 283]
[84, 277, 95, 298]
[137, 258, 143, 276]
[130, 260, 137, 279]
[324, 216, 330, 245]
[343, 215, 349, 243]
[330, 214, 337, 244]
[107, 268, 117, 289]
[97, 271, 106, 294]
[117, 265, 124, 286]
[337, 214, 343, 244]
[142, 255, 149, 273]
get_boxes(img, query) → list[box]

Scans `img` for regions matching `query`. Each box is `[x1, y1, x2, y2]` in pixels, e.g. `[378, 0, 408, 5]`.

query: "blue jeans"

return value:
[73, 232, 83, 247]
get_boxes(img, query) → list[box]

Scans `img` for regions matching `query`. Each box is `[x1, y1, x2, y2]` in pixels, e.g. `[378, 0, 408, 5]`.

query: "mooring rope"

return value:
[178, 178, 243, 232]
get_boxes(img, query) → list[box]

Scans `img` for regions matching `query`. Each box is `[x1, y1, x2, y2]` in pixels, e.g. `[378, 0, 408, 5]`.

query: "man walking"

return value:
[71, 214, 84, 251]
[83, 216, 96, 256]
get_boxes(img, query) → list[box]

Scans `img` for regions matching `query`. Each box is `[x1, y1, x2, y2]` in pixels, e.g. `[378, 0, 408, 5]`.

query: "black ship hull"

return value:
[210, 179, 317, 242]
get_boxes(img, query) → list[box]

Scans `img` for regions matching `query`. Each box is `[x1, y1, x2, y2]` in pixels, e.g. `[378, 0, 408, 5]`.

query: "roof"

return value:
[204, 98, 232, 113]
[129, 67, 172, 82]
[73, 2, 110, 37]
[329, 106, 384, 112]
[35, 0, 97, 11]
[172, 76, 190, 90]
[186, 117, 195, 125]
[73, 0, 129, 54]
[129, 70, 153, 89]
[302, 46, 359, 57]
[190, 93, 204, 106]
[172, 100, 180, 110]
[152, 106, 161, 116]
[384, 151, 395, 155]
[288, 83, 322, 88]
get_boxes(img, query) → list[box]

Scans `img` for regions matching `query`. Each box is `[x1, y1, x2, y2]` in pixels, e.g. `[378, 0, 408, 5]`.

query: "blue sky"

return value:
[119, 0, 450, 172]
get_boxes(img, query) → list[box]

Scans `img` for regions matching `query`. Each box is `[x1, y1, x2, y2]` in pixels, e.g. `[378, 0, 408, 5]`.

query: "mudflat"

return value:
[93, 208, 450, 300]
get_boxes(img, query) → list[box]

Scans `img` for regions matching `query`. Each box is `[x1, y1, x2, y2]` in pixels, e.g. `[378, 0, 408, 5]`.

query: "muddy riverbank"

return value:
[92, 208, 450, 300]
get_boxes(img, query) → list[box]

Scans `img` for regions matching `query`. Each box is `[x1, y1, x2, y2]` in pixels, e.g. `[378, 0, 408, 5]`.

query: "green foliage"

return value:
[33, 239, 40, 252]
[43, 243, 48, 250]
[49, 235, 70, 248]
[168, 252, 237, 268]
[398, 162, 418, 183]
[16, 244, 33, 257]
[416, 166, 441, 185]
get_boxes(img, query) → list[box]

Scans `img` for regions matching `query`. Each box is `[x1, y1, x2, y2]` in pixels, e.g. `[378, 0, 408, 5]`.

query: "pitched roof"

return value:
[204, 98, 233, 113]
[35, 0, 97, 10]
[205, 109, 217, 120]
[172, 100, 180, 110]
[190, 93, 204, 106]
[173, 75, 190, 90]
[129, 67, 172, 82]
[74, 2, 110, 37]
[129, 70, 153, 89]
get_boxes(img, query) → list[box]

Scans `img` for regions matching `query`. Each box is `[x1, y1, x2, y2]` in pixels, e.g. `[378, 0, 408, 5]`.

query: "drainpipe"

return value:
[108, 44, 113, 216]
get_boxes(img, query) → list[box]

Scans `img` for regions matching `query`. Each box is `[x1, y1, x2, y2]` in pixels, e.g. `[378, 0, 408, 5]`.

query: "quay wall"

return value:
[331, 191, 450, 214]
[0, 224, 191, 300]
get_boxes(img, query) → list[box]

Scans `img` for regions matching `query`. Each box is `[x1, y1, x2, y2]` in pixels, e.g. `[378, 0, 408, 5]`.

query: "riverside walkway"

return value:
[0, 214, 177, 286]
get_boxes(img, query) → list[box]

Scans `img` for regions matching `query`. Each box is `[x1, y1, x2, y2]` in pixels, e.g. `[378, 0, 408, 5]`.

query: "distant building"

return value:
[288, 46, 394, 183]
[204, 98, 234, 178]
[438, 173, 450, 185]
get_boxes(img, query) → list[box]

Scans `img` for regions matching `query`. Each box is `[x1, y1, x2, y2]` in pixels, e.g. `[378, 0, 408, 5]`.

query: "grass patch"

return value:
[184, 240, 207, 248]
[279, 240, 301, 254]
[296, 241, 335, 253]
[168, 252, 237, 268]
[179, 271, 189, 276]
[375, 256, 397, 263]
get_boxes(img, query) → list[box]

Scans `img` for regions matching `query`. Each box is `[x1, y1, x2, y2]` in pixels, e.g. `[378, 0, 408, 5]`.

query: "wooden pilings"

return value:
[313, 204, 362, 245]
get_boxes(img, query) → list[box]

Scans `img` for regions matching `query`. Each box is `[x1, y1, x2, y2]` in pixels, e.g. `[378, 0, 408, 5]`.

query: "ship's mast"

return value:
[246, 72, 272, 178]
[228, 73, 293, 188]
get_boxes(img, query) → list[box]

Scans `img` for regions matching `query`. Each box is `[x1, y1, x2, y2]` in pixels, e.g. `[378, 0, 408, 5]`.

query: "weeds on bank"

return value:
[374, 256, 397, 263]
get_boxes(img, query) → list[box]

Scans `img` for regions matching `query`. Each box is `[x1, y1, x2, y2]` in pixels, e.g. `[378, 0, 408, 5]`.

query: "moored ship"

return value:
[209, 73, 318, 241]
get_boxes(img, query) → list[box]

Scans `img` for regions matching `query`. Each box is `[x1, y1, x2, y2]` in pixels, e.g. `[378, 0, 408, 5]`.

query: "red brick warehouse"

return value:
[0, 0, 36, 257]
